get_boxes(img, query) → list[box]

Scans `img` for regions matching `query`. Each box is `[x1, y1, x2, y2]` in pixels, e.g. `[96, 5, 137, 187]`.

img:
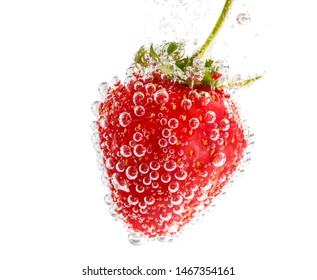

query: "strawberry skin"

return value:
[97, 71, 247, 238]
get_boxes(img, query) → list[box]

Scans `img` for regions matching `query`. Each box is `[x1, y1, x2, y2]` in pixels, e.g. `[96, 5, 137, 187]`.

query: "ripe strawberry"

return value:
[92, 0, 261, 244]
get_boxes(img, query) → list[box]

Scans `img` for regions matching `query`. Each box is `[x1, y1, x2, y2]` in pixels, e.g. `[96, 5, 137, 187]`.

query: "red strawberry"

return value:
[92, 0, 261, 244]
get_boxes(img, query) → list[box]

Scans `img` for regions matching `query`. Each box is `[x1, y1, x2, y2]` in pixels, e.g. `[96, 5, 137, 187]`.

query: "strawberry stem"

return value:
[191, 0, 234, 60]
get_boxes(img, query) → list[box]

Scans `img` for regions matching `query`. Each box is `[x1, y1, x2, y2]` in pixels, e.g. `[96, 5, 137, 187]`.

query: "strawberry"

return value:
[92, 0, 261, 244]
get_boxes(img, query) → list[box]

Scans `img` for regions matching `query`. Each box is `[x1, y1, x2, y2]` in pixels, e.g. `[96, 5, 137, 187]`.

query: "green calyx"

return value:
[134, 0, 262, 89]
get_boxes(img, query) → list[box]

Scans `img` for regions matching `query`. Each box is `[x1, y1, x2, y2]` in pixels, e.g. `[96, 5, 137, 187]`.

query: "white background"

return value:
[1, 0, 316, 279]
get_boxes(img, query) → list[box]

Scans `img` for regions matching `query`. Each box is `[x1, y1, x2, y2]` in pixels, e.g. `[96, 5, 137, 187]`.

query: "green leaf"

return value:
[175, 57, 189, 71]
[225, 75, 263, 88]
[201, 69, 212, 85]
[167, 42, 178, 55]
[150, 44, 160, 62]
[134, 45, 149, 66]
[160, 65, 174, 75]
[205, 59, 214, 68]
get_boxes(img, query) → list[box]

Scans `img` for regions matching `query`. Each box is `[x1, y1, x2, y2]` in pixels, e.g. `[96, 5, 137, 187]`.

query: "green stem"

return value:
[191, 0, 234, 60]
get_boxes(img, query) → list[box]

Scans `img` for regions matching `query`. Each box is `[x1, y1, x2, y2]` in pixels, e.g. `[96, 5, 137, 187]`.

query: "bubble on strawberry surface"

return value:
[115, 161, 125, 172]
[201, 181, 213, 191]
[126, 166, 138, 180]
[181, 99, 192, 110]
[104, 194, 113, 206]
[139, 163, 149, 174]
[150, 171, 159, 180]
[133, 144, 146, 157]
[109, 206, 119, 220]
[136, 184, 145, 193]
[143, 176, 152, 185]
[236, 12, 251, 26]
[175, 169, 188, 180]
[144, 196, 155, 205]
[111, 173, 129, 192]
[220, 119, 230, 131]
[212, 153, 227, 167]
[120, 145, 132, 157]
[158, 138, 168, 147]
[145, 83, 156, 94]
[171, 194, 183, 206]
[150, 161, 160, 170]
[134, 105, 146, 117]
[189, 118, 200, 129]
[118, 112, 132, 127]
[133, 92, 145, 105]
[161, 173, 171, 183]
[164, 160, 177, 171]
[168, 181, 179, 193]
[98, 82, 108, 100]
[133, 132, 143, 142]
[169, 135, 178, 145]
[210, 129, 220, 141]
[91, 101, 100, 117]
[214, 60, 229, 74]
[162, 128, 171, 138]
[160, 212, 172, 221]
[128, 232, 144, 246]
[154, 89, 169, 105]
[128, 195, 139, 206]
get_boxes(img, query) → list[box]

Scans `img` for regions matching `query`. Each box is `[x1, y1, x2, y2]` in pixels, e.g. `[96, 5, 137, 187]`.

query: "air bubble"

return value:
[126, 166, 138, 180]
[175, 169, 187, 180]
[199, 92, 211, 105]
[143, 177, 152, 185]
[168, 118, 179, 129]
[91, 101, 100, 117]
[144, 196, 155, 205]
[173, 205, 184, 215]
[154, 89, 169, 105]
[134, 81, 144, 91]
[220, 119, 230, 131]
[162, 128, 171, 138]
[134, 106, 145, 117]
[128, 232, 144, 246]
[133, 144, 146, 157]
[169, 135, 178, 145]
[120, 145, 132, 157]
[128, 195, 139, 205]
[119, 112, 132, 127]
[214, 60, 229, 74]
[189, 118, 200, 129]
[111, 173, 129, 192]
[116, 161, 125, 172]
[160, 118, 167, 125]
[133, 132, 143, 142]
[171, 194, 183, 205]
[139, 163, 149, 174]
[105, 158, 115, 170]
[161, 173, 171, 183]
[136, 184, 145, 193]
[145, 83, 156, 94]
[210, 129, 220, 141]
[150, 161, 160, 170]
[181, 99, 192, 110]
[133, 92, 145, 105]
[164, 160, 177, 171]
[237, 12, 251, 25]
[104, 194, 112, 206]
[168, 181, 179, 193]
[213, 153, 226, 167]
[158, 138, 168, 147]
[160, 212, 172, 221]
[201, 181, 213, 191]
[98, 82, 108, 100]
[150, 171, 159, 180]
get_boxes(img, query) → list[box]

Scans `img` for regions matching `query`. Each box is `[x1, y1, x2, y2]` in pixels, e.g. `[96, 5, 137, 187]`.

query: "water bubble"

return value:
[213, 153, 226, 167]
[154, 89, 169, 105]
[90, 121, 98, 131]
[91, 101, 100, 117]
[134, 81, 144, 91]
[161, 173, 171, 183]
[145, 83, 156, 94]
[169, 135, 177, 145]
[109, 206, 118, 220]
[175, 169, 187, 180]
[104, 193, 112, 206]
[105, 158, 115, 170]
[199, 92, 211, 106]
[164, 160, 177, 171]
[139, 163, 149, 174]
[119, 112, 132, 127]
[136, 184, 145, 193]
[116, 161, 125, 172]
[173, 205, 184, 215]
[171, 194, 183, 206]
[128, 232, 144, 246]
[99, 117, 108, 129]
[133, 132, 143, 142]
[120, 145, 132, 157]
[150, 171, 159, 180]
[98, 82, 108, 95]
[168, 118, 179, 129]
[150, 161, 160, 170]
[205, 111, 216, 123]
[143, 176, 152, 185]
[193, 57, 204, 68]
[168, 181, 179, 193]
[160, 118, 167, 125]
[158, 138, 168, 147]
[144, 196, 155, 205]
[220, 119, 230, 131]
[126, 166, 138, 180]
[237, 12, 251, 25]
[111, 173, 129, 192]
[189, 118, 200, 129]
[162, 128, 171, 138]
[152, 181, 159, 188]
[210, 129, 220, 141]
[183, 189, 194, 200]
[214, 60, 229, 74]
[217, 138, 224, 146]
[181, 99, 192, 110]
[201, 181, 213, 191]
[134, 106, 145, 117]
[134, 144, 146, 157]
[111, 76, 119, 84]
[128, 195, 139, 205]
[160, 212, 172, 221]
[133, 92, 145, 105]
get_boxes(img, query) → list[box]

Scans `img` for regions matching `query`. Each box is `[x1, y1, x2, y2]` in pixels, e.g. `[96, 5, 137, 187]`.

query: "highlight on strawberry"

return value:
[91, 0, 261, 245]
